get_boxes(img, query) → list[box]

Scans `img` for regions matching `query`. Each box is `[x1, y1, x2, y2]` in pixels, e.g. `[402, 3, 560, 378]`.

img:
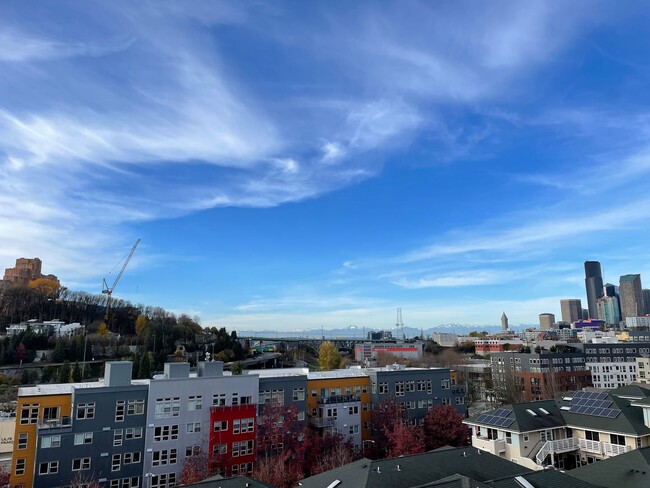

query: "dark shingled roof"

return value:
[467, 389, 650, 436]
[488, 469, 603, 488]
[184, 476, 275, 488]
[567, 447, 650, 488]
[297, 447, 532, 488]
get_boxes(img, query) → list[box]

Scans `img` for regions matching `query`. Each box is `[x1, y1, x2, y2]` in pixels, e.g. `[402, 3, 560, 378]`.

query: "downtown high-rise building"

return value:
[597, 295, 621, 326]
[560, 299, 582, 323]
[538, 313, 555, 330]
[584, 261, 604, 319]
[644, 289, 650, 315]
[619, 274, 644, 320]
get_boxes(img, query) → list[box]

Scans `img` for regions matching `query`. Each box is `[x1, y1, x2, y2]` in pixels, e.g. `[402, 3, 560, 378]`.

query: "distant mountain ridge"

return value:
[237, 323, 531, 339]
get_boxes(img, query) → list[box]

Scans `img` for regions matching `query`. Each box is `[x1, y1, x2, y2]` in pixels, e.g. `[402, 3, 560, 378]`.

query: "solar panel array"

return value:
[475, 408, 514, 428]
[568, 391, 621, 418]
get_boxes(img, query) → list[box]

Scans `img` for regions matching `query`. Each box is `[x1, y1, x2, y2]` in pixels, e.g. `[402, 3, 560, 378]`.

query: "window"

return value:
[379, 383, 389, 394]
[298, 411, 305, 421]
[362, 385, 368, 393]
[523, 433, 529, 442]
[127, 399, 145, 415]
[585, 431, 600, 442]
[240, 395, 253, 405]
[349, 425, 359, 434]
[232, 440, 254, 457]
[259, 390, 284, 405]
[150, 473, 176, 488]
[15, 458, 26, 476]
[155, 398, 180, 418]
[233, 419, 241, 435]
[42, 406, 59, 422]
[610, 434, 625, 446]
[152, 449, 177, 466]
[155, 425, 179, 442]
[76, 403, 95, 420]
[241, 418, 255, 433]
[116, 401, 125, 421]
[124, 452, 141, 464]
[505, 432, 512, 444]
[441, 379, 451, 389]
[74, 432, 93, 445]
[38, 461, 58, 475]
[212, 393, 227, 406]
[406, 380, 415, 392]
[17, 433, 27, 449]
[213, 444, 227, 455]
[456, 396, 464, 405]
[123, 477, 140, 488]
[186, 446, 201, 457]
[395, 382, 405, 396]
[293, 388, 305, 401]
[187, 422, 201, 433]
[349, 406, 359, 415]
[126, 427, 143, 439]
[363, 421, 370, 430]
[41, 435, 61, 448]
[20, 403, 39, 425]
[111, 480, 120, 488]
[213, 421, 228, 432]
[188, 396, 202, 411]
[72, 458, 91, 471]
[112, 454, 121, 471]
[114, 429, 123, 446]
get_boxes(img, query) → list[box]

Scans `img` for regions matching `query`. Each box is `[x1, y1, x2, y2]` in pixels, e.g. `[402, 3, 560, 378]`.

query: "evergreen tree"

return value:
[71, 361, 82, 382]
[132, 353, 141, 379]
[59, 360, 71, 383]
[138, 352, 151, 379]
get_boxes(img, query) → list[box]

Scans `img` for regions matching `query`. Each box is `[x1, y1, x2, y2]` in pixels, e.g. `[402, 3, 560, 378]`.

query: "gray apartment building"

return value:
[251, 369, 308, 426]
[365, 365, 465, 424]
[33, 362, 148, 488]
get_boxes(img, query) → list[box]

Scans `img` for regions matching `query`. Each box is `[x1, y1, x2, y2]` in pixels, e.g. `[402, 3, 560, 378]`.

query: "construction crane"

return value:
[102, 239, 140, 332]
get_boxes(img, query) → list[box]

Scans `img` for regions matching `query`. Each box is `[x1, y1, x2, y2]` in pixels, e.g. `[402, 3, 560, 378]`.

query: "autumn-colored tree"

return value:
[422, 405, 470, 451]
[178, 451, 210, 485]
[252, 452, 301, 488]
[135, 314, 148, 337]
[0, 462, 9, 488]
[386, 420, 425, 458]
[98, 323, 109, 337]
[318, 341, 342, 371]
[68, 473, 101, 488]
[367, 398, 407, 459]
[230, 361, 243, 375]
[301, 429, 357, 477]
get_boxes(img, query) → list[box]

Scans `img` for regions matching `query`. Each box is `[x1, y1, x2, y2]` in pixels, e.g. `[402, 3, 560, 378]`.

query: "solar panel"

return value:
[573, 391, 588, 399]
[568, 403, 621, 418]
[474, 413, 514, 428]
[493, 408, 511, 418]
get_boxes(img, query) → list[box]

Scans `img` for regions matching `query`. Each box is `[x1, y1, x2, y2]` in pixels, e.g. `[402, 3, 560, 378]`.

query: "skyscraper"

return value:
[619, 274, 644, 320]
[501, 312, 508, 332]
[644, 289, 650, 315]
[538, 313, 555, 330]
[597, 295, 621, 326]
[584, 261, 604, 319]
[560, 299, 582, 323]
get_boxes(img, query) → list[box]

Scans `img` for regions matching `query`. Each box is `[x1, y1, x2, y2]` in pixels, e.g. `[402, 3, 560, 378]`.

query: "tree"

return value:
[98, 323, 109, 337]
[138, 352, 152, 379]
[0, 463, 10, 488]
[59, 360, 71, 383]
[318, 341, 342, 371]
[178, 451, 210, 485]
[71, 361, 82, 382]
[369, 398, 423, 459]
[135, 314, 148, 337]
[230, 361, 243, 375]
[422, 405, 470, 451]
[301, 429, 357, 477]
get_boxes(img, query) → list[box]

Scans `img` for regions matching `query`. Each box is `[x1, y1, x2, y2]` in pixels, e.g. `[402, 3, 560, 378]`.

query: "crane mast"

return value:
[102, 239, 140, 331]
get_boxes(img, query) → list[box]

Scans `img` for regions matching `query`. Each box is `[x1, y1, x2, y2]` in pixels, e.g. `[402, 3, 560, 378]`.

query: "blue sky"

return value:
[3, 1, 650, 331]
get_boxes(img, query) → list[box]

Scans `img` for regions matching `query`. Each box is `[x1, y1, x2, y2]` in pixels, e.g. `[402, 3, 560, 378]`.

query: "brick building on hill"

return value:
[2, 258, 58, 287]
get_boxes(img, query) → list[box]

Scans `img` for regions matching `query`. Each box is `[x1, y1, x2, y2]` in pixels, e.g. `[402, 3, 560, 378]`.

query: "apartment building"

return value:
[465, 385, 650, 472]
[353, 342, 424, 363]
[10, 362, 464, 488]
[365, 365, 465, 424]
[583, 342, 650, 389]
[306, 369, 371, 450]
[491, 352, 592, 402]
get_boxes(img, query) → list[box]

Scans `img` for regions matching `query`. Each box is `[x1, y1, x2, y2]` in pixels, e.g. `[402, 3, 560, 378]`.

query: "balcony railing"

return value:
[578, 438, 602, 454]
[536, 438, 579, 465]
[38, 417, 71, 430]
[318, 395, 361, 405]
[603, 442, 632, 456]
[473, 437, 506, 455]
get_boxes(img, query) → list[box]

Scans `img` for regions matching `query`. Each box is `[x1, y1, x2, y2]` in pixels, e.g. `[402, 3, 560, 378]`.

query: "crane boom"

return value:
[102, 239, 140, 296]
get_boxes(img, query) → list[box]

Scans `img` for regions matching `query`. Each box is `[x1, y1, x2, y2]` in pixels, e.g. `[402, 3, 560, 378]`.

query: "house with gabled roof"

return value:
[464, 385, 650, 471]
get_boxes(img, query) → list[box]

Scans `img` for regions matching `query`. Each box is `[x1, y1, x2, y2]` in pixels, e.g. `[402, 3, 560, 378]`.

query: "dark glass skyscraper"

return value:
[585, 261, 604, 319]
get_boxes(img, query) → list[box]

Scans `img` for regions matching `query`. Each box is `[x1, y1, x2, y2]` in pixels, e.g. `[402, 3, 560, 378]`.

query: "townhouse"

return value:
[465, 384, 650, 471]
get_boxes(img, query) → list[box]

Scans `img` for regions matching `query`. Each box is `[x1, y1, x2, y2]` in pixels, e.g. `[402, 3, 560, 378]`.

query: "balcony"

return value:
[535, 438, 578, 465]
[603, 442, 632, 457]
[473, 436, 506, 455]
[318, 395, 361, 405]
[38, 417, 71, 430]
[578, 438, 602, 454]
[310, 417, 336, 428]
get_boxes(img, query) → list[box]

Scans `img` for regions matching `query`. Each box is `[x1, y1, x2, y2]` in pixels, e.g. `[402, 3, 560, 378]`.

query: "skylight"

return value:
[526, 409, 537, 416]
[538, 408, 550, 415]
